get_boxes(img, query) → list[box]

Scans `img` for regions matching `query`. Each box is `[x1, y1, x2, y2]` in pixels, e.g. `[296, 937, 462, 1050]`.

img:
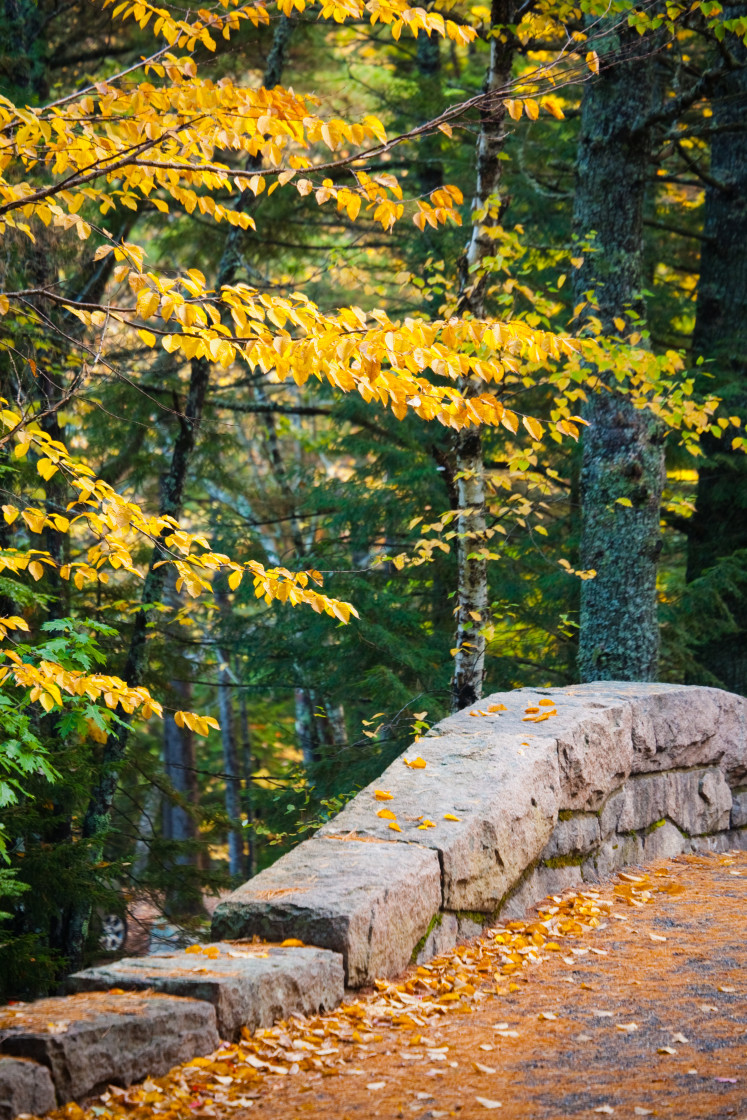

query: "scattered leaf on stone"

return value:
[388, 822, 402, 833]
[377, 808, 397, 819]
[658, 1046, 677, 1055]
[403, 756, 427, 768]
[443, 813, 461, 821]
[374, 790, 394, 801]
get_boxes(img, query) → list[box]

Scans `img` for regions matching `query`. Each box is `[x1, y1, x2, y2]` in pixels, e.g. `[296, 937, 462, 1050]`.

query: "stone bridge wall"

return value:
[212, 682, 747, 986]
[3, 682, 746, 1118]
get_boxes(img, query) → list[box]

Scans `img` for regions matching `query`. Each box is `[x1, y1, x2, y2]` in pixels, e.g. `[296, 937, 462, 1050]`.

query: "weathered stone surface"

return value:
[427, 686, 635, 812]
[211, 838, 440, 987]
[416, 914, 458, 965]
[581, 834, 644, 883]
[500, 864, 583, 920]
[731, 789, 747, 829]
[692, 828, 747, 854]
[456, 914, 485, 941]
[315, 732, 560, 913]
[0, 1056, 56, 1120]
[575, 681, 747, 781]
[641, 820, 690, 862]
[68, 943, 344, 1041]
[0, 991, 218, 1104]
[543, 813, 601, 859]
[600, 768, 732, 838]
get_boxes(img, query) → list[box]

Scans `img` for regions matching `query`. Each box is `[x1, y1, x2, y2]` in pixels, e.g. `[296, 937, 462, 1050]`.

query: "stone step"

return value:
[0, 990, 218, 1104]
[0, 1056, 56, 1120]
[68, 942, 344, 1040]
[211, 837, 441, 987]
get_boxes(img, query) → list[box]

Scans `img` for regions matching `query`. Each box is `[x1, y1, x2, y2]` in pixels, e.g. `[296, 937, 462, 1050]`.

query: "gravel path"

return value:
[250, 852, 747, 1120]
[50, 851, 746, 1120]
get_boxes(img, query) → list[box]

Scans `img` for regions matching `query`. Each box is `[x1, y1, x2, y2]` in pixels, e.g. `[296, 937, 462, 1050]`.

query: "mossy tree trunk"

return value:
[573, 19, 666, 683]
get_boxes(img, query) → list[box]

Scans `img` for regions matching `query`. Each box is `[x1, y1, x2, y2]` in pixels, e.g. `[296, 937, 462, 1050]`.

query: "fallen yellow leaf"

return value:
[374, 790, 394, 801]
[281, 938, 304, 947]
[404, 756, 427, 769]
[377, 808, 397, 820]
[443, 813, 461, 821]
[388, 821, 402, 833]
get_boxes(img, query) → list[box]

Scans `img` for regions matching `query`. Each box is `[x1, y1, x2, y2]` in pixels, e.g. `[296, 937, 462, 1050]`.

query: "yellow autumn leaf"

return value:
[377, 808, 397, 820]
[504, 99, 522, 121]
[388, 821, 402, 833]
[374, 790, 394, 801]
[404, 756, 426, 768]
[443, 813, 461, 821]
[281, 938, 304, 947]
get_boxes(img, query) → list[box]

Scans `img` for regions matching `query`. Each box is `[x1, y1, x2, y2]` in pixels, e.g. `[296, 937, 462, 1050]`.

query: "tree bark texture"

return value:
[451, 0, 515, 711]
[686, 4, 747, 692]
[574, 18, 666, 683]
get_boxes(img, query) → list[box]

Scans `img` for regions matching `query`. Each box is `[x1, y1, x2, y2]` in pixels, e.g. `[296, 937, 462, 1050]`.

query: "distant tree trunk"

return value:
[685, 4, 747, 693]
[162, 677, 197, 852]
[451, 0, 515, 711]
[131, 784, 160, 880]
[573, 18, 666, 683]
[295, 686, 319, 767]
[238, 690, 256, 877]
[217, 650, 245, 877]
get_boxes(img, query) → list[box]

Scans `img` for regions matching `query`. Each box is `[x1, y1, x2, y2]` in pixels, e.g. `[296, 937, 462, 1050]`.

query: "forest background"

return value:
[0, 0, 745, 997]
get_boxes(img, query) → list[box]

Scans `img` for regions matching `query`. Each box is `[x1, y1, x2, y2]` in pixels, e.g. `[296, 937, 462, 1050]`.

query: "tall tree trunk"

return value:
[217, 651, 245, 877]
[238, 690, 255, 877]
[573, 18, 666, 683]
[685, 4, 747, 692]
[162, 677, 197, 851]
[64, 16, 296, 964]
[451, 0, 515, 711]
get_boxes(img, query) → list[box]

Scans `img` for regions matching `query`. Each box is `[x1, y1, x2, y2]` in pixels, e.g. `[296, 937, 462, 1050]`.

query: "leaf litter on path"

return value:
[45, 851, 746, 1120]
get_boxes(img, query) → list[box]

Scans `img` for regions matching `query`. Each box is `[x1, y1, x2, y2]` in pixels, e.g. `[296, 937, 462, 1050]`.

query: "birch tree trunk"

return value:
[573, 19, 666, 682]
[451, 0, 515, 711]
[686, 4, 747, 692]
